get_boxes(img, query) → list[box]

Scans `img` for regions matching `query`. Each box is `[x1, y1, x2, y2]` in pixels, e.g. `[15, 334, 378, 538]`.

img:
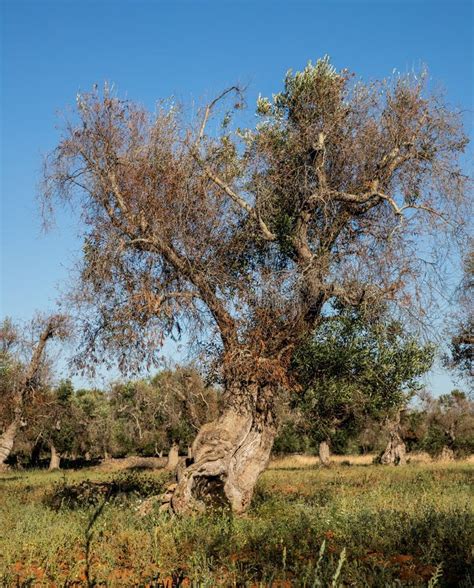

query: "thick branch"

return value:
[193, 87, 276, 242]
[197, 86, 241, 143]
[195, 157, 277, 242]
[125, 236, 237, 346]
[23, 319, 59, 390]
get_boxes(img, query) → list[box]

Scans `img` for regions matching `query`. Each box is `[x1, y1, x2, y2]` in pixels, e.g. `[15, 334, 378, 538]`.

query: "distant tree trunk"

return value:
[0, 416, 20, 470]
[170, 382, 277, 515]
[49, 444, 61, 470]
[439, 427, 456, 461]
[381, 414, 406, 466]
[166, 442, 180, 471]
[319, 440, 331, 466]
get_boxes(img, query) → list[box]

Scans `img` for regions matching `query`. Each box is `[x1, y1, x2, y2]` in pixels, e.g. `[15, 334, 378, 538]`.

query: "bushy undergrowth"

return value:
[0, 461, 472, 586]
[45, 471, 170, 510]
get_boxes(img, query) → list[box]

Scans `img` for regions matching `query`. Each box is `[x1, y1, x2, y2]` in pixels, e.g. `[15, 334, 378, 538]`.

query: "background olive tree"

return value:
[0, 314, 69, 468]
[285, 305, 434, 463]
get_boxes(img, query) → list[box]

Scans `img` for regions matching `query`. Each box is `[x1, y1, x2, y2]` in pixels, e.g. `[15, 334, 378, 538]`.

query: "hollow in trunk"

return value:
[170, 383, 277, 515]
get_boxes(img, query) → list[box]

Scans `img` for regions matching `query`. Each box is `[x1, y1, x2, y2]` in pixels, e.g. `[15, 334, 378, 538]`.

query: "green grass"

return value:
[0, 460, 473, 586]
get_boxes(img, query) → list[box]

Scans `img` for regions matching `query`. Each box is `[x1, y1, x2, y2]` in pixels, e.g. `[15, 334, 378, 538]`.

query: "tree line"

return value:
[2, 306, 472, 471]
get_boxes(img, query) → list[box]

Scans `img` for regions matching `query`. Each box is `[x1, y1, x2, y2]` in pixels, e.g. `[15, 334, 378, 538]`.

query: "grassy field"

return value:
[0, 456, 473, 587]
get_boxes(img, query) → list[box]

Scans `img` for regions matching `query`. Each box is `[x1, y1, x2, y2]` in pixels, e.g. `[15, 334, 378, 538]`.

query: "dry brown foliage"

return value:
[42, 60, 470, 402]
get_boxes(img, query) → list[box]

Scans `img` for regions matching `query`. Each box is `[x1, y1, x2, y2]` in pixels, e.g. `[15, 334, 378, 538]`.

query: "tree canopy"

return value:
[283, 306, 434, 450]
[43, 58, 469, 384]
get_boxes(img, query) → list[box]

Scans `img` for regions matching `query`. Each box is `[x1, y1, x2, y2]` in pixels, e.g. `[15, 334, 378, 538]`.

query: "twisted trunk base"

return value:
[170, 388, 277, 515]
[380, 412, 406, 466]
[380, 432, 406, 465]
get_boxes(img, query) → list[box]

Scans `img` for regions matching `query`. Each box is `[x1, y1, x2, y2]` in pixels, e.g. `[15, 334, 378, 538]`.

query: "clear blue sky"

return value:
[1, 0, 472, 391]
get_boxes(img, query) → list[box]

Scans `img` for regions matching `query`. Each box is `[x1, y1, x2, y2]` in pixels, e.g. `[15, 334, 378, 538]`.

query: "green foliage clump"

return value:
[289, 306, 434, 450]
[45, 471, 170, 510]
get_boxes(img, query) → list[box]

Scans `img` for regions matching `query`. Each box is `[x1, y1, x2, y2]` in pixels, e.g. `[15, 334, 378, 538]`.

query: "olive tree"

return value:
[108, 367, 219, 460]
[421, 389, 474, 458]
[0, 314, 69, 468]
[292, 306, 434, 464]
[42, 58, 469, 513]
[40, 379, 80, 469]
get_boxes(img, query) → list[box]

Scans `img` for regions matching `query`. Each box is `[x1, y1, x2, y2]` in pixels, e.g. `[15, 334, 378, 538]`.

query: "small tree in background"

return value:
[74, 387, 112, 460]
[290, 305, 434, 463]
[151, 367, 221, 456]
[421, 389, 474, 458]
[0, 314, 70, 468]
[109, 366, 220, 459]
[41, 380, 81, 469]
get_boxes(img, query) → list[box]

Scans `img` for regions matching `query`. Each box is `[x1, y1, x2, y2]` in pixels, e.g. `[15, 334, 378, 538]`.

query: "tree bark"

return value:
[166, 442, 180, 471]
[0, 318, 61, 469]
[380, 435, 406, 465]
[319, 440, 331, 466]
[0, 417, 20, 470]
[380, 416, 406, 466]
[170, 383, 277, 515]
[49, 443, 61, 470]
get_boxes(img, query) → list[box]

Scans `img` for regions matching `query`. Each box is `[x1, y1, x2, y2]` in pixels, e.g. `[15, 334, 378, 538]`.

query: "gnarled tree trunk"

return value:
[319, 440, 331, 466]
[0, 316, 63, 470]
[49, 443, 61, 470]
[381, 414, 406, 466]
[170, 383, 277, 515]
[381, 434, 406, 465]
